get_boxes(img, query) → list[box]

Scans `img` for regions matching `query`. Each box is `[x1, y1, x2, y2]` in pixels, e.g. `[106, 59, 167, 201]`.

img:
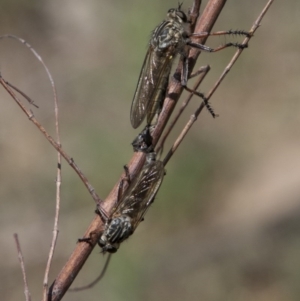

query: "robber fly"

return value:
[132, 125, 154, 153]
[97, 151, 165, 253]
[130, 3, 249, 129]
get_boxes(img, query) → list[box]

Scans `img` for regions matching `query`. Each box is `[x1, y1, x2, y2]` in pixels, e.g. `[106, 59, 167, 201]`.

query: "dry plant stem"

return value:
[163, 0, 275, 166]
[47, 1, 226, 300]
[0, 35, 57, 98]
[155, 65, 210, 155]
[43, 62, 62, 301]
[0, 77, 101, 205]
[0, 34, 63, 300]
[48, 152, 145, 301]
[14, 234, 32, 301]
[189, 0, 202, 32]
[2, 80, 39, 108]
[151, 0, 226, 148]
[205, 0, 275, 99]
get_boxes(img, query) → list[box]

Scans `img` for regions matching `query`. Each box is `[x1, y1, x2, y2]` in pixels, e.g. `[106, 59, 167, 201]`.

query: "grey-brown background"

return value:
[0, 1, 299, 301]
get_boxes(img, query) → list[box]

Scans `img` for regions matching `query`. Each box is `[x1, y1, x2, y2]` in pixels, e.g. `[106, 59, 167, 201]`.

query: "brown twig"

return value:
[47, 1, 228, 300]
[163, 0, 275, 166]
[189, 0, 202, 32]
[155, 65, 211, 155]
[14, 233, 32, 301]
[2, 79, 39, 108]
[150, 0, 227, 151]
[42, 51, 62, 301]
[1, 0, 274, 299]
[1, 34, 63, 301]
[0, 76, 102, 205]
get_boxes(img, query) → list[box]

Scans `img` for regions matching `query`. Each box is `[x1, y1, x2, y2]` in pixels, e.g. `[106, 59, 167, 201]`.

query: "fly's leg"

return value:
[156, 65, 211, 156]
[181, 56, 217, 118]
[92, 165, 131, 233]
[119, 165, 131, 199]
[78, 169, 129, 246]
[187, 40, 248, 53]
[78, 231, 99, 246]
[187, 30, 249, 55]
[180, 30, 249, 117]
[78, 206, 110, 245]
[189, 65, 211, 79]
[191, 29, 251, 39]
[112, 164, 131, 210]
[183, 86, 217, 118]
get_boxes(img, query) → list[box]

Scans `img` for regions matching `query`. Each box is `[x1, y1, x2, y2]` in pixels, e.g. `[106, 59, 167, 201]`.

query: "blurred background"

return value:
[0, 0, 299, 300]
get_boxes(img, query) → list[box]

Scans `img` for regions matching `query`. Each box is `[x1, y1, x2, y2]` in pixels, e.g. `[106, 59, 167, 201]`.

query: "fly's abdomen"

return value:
[99, 215, 133, 253]
[146, 58, 171, 125]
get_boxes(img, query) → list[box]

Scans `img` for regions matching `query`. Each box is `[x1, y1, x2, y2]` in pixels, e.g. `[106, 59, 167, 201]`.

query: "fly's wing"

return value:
[130, 48, 153, 129]
[130, 46, 173, 129]
[146, 55, 171, 125]
[115, 160, 165, 231]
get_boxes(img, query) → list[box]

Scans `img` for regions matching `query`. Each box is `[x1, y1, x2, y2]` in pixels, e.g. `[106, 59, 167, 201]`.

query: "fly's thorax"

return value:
[152, 20, 187, 53]
[145, 152, 157, 165]
[98, 215, 133, 253]
[152, 5, 190, 52]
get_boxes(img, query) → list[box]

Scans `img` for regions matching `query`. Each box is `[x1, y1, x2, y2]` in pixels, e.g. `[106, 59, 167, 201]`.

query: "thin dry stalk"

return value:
[14, 233, 32, 301]
[1, 79, 39, 108]
[1, 35, 63, 301]
[1, 0, 274, 299]
[47, 1, 228, 300]
[68, 254, 112, 292]
[189, 0, 202, 32]
[42, 55, 62, 301]
[163, 0, 275, 166]
[156, 65, 210, 155]
[0, 76, 101, 205]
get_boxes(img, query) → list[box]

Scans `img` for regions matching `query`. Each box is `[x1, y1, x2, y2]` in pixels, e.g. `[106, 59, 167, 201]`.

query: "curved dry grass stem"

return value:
[68, 254, 112, 292]
[0, 34, 64, 301]
[14, 233, 32, 301]
[0, 76, 102, 205]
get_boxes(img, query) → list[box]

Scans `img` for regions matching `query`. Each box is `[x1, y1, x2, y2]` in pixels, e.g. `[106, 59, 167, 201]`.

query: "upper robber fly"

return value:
[130, 4, 249, 129]
[97, 152, 165, 253]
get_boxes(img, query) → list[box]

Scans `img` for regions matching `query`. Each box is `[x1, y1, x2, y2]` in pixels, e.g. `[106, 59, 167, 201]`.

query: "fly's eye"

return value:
[106, 246, 118, 253]
[168, 8, 175, 13]
[182, 32, 189, 39]
[176, 10, 188, 22]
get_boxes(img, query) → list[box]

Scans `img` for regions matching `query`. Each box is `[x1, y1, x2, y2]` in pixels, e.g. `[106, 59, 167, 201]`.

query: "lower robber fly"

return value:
[72, 152, 164, 290]
[130, 3, 250, 129]
[97, 151, 165, 253]
[73, 152, 164, 291]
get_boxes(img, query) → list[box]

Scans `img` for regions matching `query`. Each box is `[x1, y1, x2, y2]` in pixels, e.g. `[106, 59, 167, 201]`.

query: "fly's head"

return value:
[145, 151, 157, 165]
[98, 215, 133, 253]
[167, 4, 189, 25]
[99, 239, 119, 254]
[132, 125, 154, 153]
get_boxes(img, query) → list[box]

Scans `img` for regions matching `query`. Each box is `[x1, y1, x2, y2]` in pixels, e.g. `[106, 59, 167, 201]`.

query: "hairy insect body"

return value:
[99, 153, 165, 253]
[131, 5, 249, 128]
[130, 7, 190, 128]
[98, 216, 132, 253]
